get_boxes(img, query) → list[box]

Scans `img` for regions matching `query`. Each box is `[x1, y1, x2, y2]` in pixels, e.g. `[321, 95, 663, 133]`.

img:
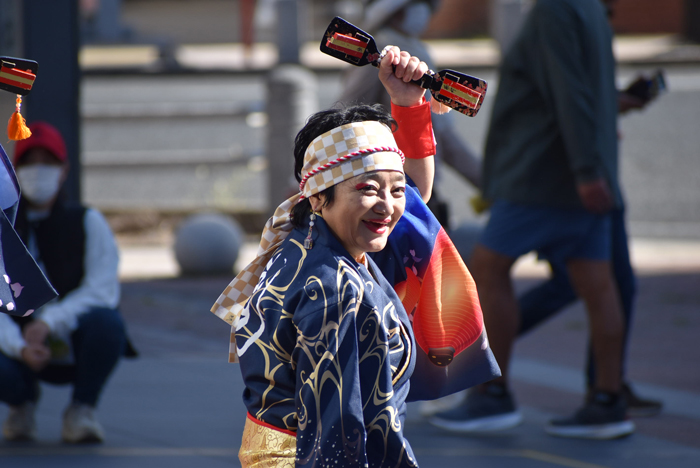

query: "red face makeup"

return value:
[315, 171, 406, 262]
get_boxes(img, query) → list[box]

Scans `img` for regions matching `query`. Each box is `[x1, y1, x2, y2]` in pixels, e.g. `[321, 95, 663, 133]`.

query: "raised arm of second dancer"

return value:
[379, 46, 435, 202]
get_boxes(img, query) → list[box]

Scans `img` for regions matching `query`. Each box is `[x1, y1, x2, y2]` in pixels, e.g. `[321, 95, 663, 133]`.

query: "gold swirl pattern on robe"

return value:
[239, 416, 296, 468]
[237, 233, 416, 466]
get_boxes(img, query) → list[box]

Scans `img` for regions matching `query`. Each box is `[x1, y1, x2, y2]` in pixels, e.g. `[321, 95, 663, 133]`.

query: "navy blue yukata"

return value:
[236, 213, 418, 468]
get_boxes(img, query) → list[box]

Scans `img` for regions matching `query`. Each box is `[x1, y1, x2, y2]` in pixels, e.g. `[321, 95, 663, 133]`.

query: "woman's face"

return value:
[312, 170, 406, 261]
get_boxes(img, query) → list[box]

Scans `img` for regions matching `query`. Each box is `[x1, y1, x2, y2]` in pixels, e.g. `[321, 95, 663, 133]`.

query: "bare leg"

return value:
[470, 245, 518, 384]
[545, 258, 634, 438]
[566, 259, 625, 394]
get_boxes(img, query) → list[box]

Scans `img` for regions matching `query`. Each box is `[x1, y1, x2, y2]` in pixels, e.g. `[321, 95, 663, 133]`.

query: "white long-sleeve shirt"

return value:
[0, 208, 120, 358]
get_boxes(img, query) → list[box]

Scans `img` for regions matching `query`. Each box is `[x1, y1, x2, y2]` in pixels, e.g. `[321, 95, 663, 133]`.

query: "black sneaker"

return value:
[623, 382, 663, 417]
[545, 391, 635, 440]
[429, 383, 523, 433]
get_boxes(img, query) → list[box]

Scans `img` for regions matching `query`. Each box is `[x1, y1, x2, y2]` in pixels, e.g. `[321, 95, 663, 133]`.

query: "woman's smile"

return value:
[311, 170, 406, 261]
[362, 217, 392, 234]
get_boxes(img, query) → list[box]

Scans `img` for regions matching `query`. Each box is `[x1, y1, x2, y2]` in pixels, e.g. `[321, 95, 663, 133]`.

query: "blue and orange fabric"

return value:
[371, 181, 500, 400]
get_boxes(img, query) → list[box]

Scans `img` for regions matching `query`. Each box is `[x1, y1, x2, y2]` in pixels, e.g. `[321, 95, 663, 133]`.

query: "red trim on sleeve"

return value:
[391, 100, 436, 160]
[246, 412, 297, 437]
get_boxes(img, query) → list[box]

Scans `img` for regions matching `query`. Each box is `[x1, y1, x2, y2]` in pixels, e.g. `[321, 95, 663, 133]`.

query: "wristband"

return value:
[391, 99, 436, 160]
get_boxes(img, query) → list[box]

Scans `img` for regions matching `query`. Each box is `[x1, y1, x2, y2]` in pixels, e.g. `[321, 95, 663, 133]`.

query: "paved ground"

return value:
[1, 238, 698, 467]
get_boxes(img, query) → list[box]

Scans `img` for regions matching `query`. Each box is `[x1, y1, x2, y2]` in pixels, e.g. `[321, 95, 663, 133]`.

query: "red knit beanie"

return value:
[13, 121, 67, 165]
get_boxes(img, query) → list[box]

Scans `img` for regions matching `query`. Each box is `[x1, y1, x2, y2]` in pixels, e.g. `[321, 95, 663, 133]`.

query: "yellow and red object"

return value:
[326, 32, 369, 59]
[0, 65, 36, 93]
[438, 75, 482, 110]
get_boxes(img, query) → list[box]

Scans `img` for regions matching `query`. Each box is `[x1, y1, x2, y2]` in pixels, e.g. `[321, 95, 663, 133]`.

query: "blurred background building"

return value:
[111, 0, 694, 43]
[1, 0, 699, 240]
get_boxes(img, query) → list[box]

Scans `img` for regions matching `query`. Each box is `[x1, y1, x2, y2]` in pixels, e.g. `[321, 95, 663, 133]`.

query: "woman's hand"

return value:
[23, 320, 50, 345]
[378, 46, 429, 108]
[577, 178, 613, 214]
[21, 343, 51, 372]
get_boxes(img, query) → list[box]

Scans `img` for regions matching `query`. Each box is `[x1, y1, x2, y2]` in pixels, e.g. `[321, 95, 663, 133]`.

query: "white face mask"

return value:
[398, 2, 432, 37]
[16, 164, 64, 206]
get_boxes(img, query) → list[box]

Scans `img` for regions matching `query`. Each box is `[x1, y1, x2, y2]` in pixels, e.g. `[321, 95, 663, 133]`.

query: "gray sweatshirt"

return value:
[482, 0, 622, 209]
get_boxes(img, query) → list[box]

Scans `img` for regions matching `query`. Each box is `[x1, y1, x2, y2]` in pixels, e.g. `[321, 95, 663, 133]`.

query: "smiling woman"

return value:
[292, 109, 409, 264]
[209, 45, 498, 468]
[312, 170, 406, 262]
[236, 112, 416, 468]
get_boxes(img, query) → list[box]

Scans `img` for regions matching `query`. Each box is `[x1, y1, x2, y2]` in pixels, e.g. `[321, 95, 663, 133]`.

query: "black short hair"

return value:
[290, 103, 396, 227]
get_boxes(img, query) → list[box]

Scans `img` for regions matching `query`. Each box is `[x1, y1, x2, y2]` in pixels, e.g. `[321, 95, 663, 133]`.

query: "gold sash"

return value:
[239, 415, 296, 468]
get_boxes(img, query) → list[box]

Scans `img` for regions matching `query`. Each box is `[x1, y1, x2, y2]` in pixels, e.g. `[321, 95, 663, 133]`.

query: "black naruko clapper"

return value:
[320, 17, 488, 117]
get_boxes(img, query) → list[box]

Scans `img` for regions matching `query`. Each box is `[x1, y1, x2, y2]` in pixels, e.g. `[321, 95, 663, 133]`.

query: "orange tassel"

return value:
[8, 95, 32, 141]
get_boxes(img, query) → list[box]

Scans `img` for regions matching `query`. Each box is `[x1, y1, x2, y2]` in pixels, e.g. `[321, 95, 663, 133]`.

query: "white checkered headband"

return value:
[299, 121, 405, 199]
[210, 120, 404, 361]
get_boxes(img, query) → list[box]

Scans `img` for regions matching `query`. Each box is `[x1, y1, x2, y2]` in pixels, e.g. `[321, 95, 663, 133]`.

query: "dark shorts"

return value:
[479, 200, 612, 264]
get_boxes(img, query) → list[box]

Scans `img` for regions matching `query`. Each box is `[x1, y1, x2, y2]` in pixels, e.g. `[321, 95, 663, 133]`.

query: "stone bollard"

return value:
[174, 213, 244, 276]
